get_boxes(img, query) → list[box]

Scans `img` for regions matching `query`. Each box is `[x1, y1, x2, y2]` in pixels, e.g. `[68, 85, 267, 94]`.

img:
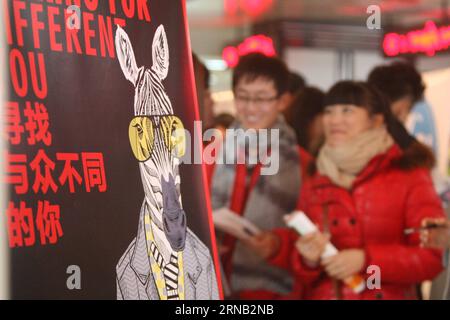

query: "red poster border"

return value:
[181, 0, 224, 300]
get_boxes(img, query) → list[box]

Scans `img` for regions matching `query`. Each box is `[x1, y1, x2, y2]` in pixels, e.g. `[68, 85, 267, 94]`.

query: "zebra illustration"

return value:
[114, 25, 219, 300]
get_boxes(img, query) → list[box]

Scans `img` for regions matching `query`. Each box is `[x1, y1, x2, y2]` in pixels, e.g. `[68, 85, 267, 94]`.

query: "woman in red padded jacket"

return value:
[247, 81, 444, 299]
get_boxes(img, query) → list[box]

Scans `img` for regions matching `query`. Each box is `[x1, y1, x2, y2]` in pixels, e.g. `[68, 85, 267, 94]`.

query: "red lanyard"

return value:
[222, 162, 262, 279]
[230, 163, 262, 214]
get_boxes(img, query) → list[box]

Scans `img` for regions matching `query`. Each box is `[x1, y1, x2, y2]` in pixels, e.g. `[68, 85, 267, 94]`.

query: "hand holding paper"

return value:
[213, 207, 262, 241]
[285, 211, 365, 293]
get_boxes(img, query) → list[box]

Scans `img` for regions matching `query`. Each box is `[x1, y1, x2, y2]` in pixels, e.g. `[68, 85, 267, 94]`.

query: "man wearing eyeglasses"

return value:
[210, 53, 304, 299]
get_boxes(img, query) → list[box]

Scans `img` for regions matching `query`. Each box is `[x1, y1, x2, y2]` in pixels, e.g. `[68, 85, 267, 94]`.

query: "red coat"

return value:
[269, 144, 444, 300]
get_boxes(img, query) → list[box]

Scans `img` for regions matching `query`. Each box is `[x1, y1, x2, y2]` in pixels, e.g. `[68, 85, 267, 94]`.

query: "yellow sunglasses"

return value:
[128, 115, 186, 162]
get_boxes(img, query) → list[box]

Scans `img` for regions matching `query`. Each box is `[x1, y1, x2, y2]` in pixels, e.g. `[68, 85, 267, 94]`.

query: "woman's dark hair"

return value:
[368, 61, 425, 104]
[232, 53, 289, 97]
[287, 87, 325, 151]
[324, 81, 416, 149]
[288, 72, 306, 95]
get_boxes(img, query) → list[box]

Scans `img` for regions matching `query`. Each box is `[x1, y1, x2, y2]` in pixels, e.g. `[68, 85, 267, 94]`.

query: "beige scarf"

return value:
[317, 126, 394, 189]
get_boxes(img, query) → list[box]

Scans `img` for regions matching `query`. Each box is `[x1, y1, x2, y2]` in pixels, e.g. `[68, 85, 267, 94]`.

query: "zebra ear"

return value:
[151, 25, 169, 80]
[115, 25, 139, 86]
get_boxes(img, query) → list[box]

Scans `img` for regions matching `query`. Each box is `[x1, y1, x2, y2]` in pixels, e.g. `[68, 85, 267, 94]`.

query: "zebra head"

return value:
[115, 25, 186, 251]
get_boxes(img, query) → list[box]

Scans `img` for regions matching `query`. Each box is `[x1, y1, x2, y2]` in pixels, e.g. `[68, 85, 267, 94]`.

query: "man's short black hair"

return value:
[368, 61, 425, 104]
[232, 53, 289, 96]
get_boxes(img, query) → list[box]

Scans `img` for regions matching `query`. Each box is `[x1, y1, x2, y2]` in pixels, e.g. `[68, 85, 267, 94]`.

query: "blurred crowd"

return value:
[193, 53, 450, 300]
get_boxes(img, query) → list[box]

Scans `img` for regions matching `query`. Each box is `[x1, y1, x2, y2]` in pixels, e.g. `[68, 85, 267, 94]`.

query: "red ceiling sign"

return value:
[225, 0, 274, 17]
[383, 20, 450, 57]
[222, 34, 276, 68]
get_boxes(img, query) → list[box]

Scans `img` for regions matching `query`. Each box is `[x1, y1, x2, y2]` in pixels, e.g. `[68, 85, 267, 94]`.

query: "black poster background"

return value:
[4, 0, 220, 299]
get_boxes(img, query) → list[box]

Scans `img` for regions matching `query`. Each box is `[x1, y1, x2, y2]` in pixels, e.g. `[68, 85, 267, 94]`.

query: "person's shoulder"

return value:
[401, 165, 434, 185]
[389, 141, 435, 172]
[383, 144, 435, 188]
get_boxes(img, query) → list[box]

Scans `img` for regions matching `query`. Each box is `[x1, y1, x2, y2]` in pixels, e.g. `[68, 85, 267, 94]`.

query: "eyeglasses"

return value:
[234, 95, 279, 107]
[128, 115, 186, 162]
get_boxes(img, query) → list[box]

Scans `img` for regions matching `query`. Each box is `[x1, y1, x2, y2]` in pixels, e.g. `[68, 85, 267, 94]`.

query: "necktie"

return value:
[150, 242, 180, 300]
